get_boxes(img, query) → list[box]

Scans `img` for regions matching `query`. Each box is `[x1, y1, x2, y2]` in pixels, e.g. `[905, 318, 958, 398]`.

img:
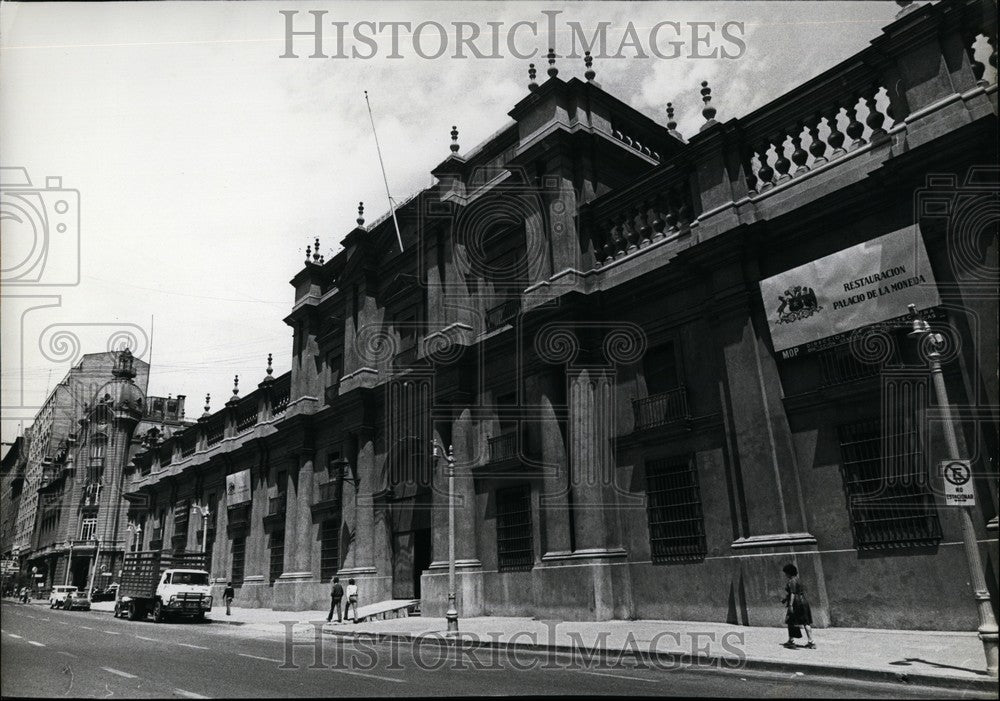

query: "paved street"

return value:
[1, 601, 990, 698]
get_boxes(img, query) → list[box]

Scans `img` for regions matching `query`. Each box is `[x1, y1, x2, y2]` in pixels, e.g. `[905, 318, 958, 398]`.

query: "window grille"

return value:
[496, 484, 533, 571]
[231, 537, 246, 587]
[80, 517, 97, 541]
[837, 419, 942, 548]
[818, 342, 898, 387]
[269, 531, 284, 584]
[320, 519, 339, 581]
[645, 457, 706, 561]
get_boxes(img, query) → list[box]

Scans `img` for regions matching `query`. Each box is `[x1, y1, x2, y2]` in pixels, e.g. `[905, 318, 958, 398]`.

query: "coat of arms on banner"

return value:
[775, 285, 822, 324]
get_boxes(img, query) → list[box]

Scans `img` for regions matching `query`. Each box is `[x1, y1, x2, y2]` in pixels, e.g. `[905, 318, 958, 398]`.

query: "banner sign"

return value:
[225, 469, 251, 506]
[760, 226, 941, 358]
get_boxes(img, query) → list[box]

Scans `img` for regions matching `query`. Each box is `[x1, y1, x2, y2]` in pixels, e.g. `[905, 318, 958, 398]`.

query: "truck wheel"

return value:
[153, 600, 165, 623]
[128, 602, 141, 621]
[195, 612, 205, 623]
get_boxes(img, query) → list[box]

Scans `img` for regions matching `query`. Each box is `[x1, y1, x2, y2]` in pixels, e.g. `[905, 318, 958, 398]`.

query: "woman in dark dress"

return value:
[782, 563, 815, 648]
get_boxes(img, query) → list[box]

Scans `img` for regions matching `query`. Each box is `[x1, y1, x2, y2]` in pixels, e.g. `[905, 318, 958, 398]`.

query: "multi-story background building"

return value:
[124, 0, 997, 630]
[10, 351, 150, 579]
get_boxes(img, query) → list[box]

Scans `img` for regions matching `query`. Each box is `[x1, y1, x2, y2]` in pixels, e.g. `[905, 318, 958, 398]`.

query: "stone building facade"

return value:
[125, 1, 997, 629]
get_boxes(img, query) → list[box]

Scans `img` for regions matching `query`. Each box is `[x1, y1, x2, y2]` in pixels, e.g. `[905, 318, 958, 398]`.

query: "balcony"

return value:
[311, 481, 341, 516]
[486, 299, 521, 332]
[235, 397, 259, 434]
[579, 2, 996, 274]
[488, 431, 519, 464]
[632, 386, 690, 431]
[227, 505, 250, 531]
[272, 376, 291, 416]
[818, 343, 898, 388]
[205, 417, 225, 446]
[392, 344, 418, 368]
[263, 494, 286, 527]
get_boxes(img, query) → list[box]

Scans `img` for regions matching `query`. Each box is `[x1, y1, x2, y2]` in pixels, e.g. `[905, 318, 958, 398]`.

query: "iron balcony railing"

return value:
[632, 386, 690, 430]
[486, 299, 521, 332]
[488, 432, 518, 463]
[228, 506, 250, 528]
[393, 344, 418, 367]
[317, 481, 339, 505]
[818, 343, 897, 388]
[268, 494, 286, 517]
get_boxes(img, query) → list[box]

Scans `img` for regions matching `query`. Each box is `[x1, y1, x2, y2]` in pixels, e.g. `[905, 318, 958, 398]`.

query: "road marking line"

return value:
[101, 667, 138, 679]
[580, 670, 658, 683]
[103, 630, 121, 635]
[58, 621, 69, 625]
[330, 669, 406, 683]
[28, 641, 46, 647]
[80, 626, 94, 630]
[174, 689, 210, 699]
[58, 651, 79, 658]
[238, 653, 282, 663]
[136, 635, 162, 642]
[178, 643, 209, 650]
[8, 634, 23, 639]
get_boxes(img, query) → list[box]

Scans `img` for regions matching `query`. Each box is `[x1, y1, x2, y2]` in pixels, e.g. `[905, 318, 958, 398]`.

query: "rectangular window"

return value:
[231, 537, 246, 587]
[269, 531, 284, 584]
[496, 485, 533, 572]
[837, 419, 942, 548]
[80, 517, 97, 541]
[645, 457, 706, 561]
[644, 342, 679, 395]
[320, 519, 339, 581]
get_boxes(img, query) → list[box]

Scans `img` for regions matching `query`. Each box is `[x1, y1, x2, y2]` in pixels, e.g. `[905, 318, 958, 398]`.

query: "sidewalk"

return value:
[82, 598, 998, 692]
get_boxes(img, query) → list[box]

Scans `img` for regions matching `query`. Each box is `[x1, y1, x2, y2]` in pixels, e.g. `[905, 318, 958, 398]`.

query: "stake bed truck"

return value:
[114, 551, 212, 623]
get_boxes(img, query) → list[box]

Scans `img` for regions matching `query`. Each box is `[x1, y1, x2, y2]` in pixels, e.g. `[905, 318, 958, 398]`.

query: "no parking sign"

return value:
[940, 460, 975, 507]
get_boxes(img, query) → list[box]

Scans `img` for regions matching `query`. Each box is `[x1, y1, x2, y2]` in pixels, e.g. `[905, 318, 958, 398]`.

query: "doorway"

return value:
[391, 527, 432, 599]
[71, 557, 91, 589]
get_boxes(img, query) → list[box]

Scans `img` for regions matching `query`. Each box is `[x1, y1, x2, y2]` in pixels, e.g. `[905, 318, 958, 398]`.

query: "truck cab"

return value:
[154, 569, 212, 622]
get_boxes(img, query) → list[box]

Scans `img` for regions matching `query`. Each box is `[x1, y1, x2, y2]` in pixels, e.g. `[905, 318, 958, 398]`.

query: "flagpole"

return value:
[364, 90, 404, 253]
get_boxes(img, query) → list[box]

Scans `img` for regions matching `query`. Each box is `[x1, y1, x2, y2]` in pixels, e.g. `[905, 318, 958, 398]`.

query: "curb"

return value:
[321, 629, 998, 694]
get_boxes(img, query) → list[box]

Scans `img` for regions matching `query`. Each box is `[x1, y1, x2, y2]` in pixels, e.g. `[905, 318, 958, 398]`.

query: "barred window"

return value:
[231, 537, 245, 587]
[80, 517, 97, 541]
[320, 519, 339, 581]
[645, 457, 706, 561]
[269, 531, 284, 584]
[837, 419, 942, 548]
[496, 485, 533, 572]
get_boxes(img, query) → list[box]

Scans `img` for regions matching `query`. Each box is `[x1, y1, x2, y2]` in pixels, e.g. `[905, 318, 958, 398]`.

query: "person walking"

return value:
[326, 577, 344, 623]
[781, 563, 815, 649]
[344, 578, 359, 623]
[223, 582, 235, 616]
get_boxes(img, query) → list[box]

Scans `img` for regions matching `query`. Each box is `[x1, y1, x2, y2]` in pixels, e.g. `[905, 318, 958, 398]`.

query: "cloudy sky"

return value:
[0, 0, 901, 447]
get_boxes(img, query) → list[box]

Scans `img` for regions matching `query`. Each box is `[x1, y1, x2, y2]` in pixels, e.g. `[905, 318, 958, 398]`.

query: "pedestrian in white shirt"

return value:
[344, 578, 359, 623]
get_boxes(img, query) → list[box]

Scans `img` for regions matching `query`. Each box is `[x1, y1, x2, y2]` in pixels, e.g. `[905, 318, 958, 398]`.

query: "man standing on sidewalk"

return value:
[344, 578, 359, 623]
[326, 577, 344, 623]
[223, 582, 235, 616]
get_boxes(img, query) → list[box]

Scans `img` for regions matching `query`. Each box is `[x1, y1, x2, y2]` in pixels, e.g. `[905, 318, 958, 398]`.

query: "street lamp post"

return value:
[126, 523, 142, 553]
[908, 304, 998, 676]
[87, 538, 102, 600]
[196, 505, 211, 555]
[433, 440, 458, 634]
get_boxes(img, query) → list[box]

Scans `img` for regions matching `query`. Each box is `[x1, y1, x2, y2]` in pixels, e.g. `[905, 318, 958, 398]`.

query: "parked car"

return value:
[91, 583, 119, 602]
[49, 585, 78, 609]
[65, 590, 91, 611]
